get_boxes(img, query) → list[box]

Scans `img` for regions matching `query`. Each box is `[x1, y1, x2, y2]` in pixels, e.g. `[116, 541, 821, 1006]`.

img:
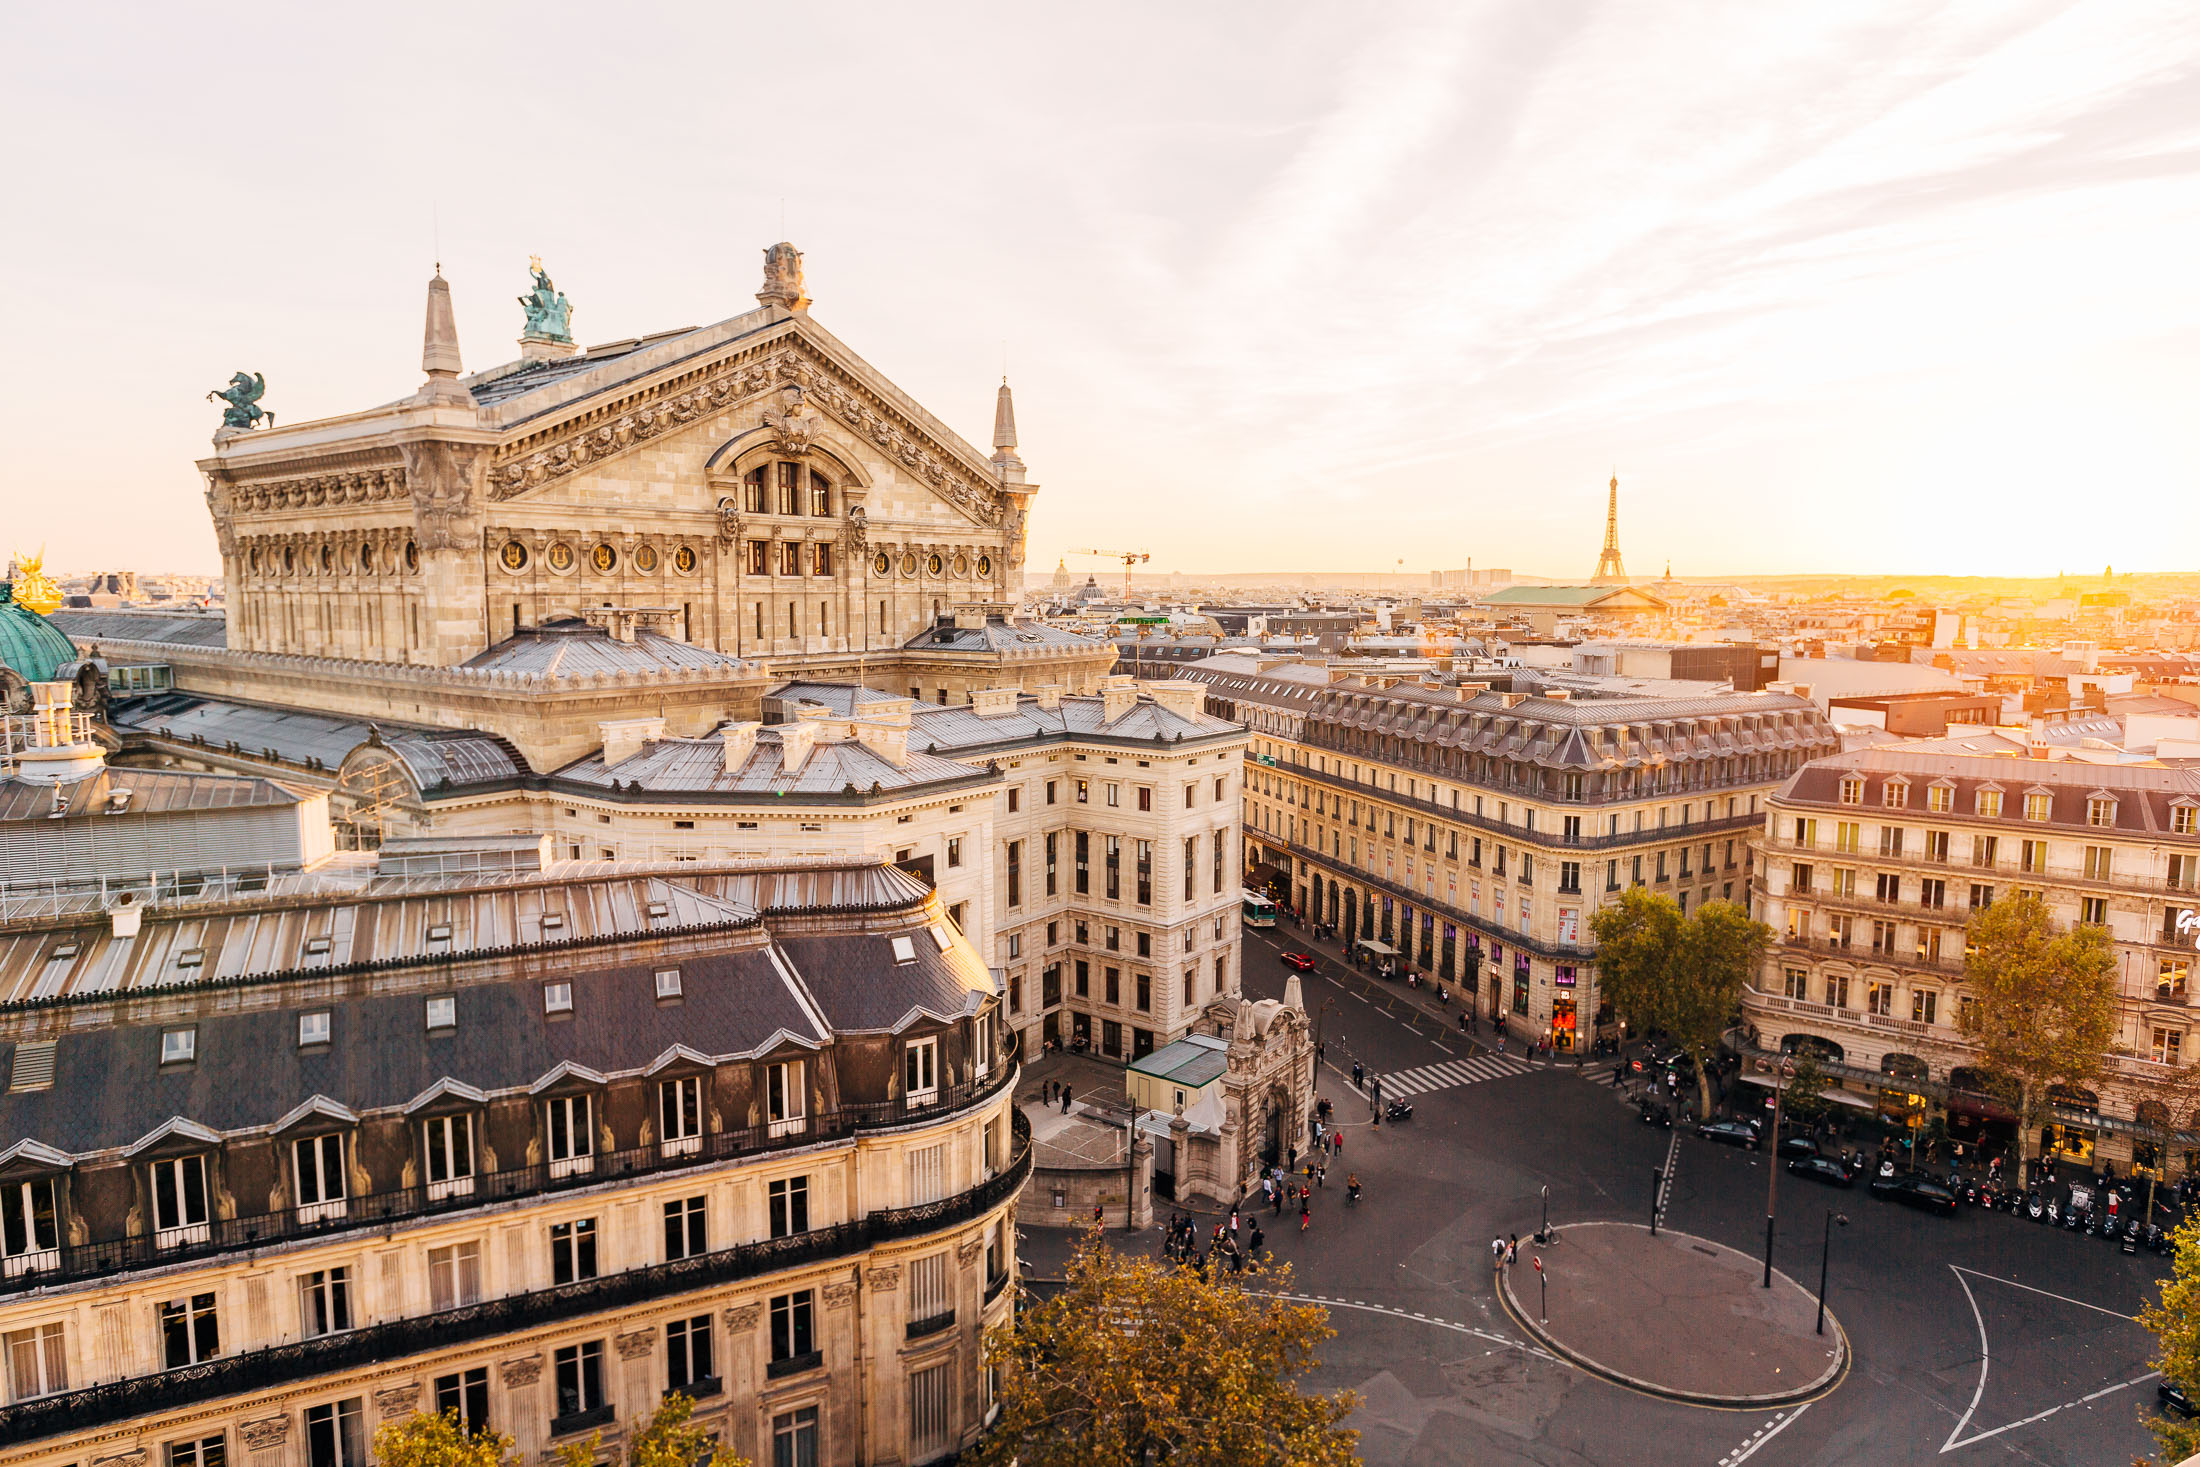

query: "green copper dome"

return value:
[0, 582, 80, 684]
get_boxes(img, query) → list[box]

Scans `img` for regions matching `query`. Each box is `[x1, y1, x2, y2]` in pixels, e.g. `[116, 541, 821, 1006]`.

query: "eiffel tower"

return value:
[1591, 473, 1628, 584]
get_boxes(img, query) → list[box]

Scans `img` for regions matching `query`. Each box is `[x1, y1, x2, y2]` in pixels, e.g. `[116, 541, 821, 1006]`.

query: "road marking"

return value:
[1254, 1290, 1554, 1362]
[1718, 1403, 1809, 1466]
[1939, 1264, 2153, 1453]
[1948, 1266, 2139, 1320]
[1379, 1054, 1536, 1096]
[1656, 1128, 1680, 1228]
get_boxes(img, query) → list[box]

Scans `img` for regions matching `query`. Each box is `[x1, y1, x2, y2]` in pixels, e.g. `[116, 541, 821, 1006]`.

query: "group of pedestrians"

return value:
[1164, 1211, 1263, 1276]
[1488, 1232, 1521, 1269]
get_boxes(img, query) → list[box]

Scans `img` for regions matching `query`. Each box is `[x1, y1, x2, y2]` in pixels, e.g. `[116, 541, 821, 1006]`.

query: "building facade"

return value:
[1151, 661, 1836, 1050]
[0, 859, 1025, 1467]
[1745, 748, 2200, 1175]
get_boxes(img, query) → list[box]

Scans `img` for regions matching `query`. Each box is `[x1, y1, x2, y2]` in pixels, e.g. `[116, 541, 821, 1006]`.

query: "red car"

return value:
[1280, 951, 1317, 972]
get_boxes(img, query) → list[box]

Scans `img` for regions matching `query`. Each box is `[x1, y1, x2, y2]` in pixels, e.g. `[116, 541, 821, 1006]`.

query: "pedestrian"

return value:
[1490, 1236, 1505, 1267]
[1317, 1159, 1327, 1187]
[1249, 1220, 1265, 1257]
[1331, 1130, 1343, 1158]
[1300, 1190, 1311, 1232]
[1507, 1233, 1519, 1266]
[1288, 1143, 1298, 1173]
[1062, 1085, 1073, 1113]
[1272, 1183, 1283, 1216]
[1353, 1060, 1365, 1090]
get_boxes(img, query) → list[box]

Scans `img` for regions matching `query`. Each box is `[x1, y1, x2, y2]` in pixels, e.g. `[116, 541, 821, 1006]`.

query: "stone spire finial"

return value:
[1282, 972, 1305, 1013]
[417, 271, 471, 406]
[423, 271, 463, 378]
[990, 376, 1026, 479]
[758, 242, 810, 313]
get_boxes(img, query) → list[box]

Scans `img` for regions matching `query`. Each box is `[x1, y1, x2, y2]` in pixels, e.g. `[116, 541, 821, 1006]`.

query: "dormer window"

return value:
[292, 1133, 349, 1224]
[1838, 777, 1864, 806]
[298, 1012, 331, 1048]
[659, 1074, 704, 1157]
[544, 982, 574, 1016]
[2025, 792, 2053, 822]
[425, 995, 456, 1033]
[890, 936, 917, 964]
[546, 1094, 594, 1178]
[655, 968, 683, 1000]
[1977, 788, 2004, 818]
[1, 1176, 61, 1278]
[151, 1155, 210, 1248]
[422, 1113, 474, 1201]
[1927, 783, 1955, 814]
[2177, 803, 2198, 837]
[1882, 779, 1909, 810]
[903, 1037, 939, 1108]
[160, 1028, 196, 1067]
[2087, 795, 2118, 828]
[767, 1058, 806, 1139]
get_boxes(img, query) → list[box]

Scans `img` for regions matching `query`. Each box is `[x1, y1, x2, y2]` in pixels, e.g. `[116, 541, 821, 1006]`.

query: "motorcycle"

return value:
[1384, 1099, 1414, 1122]
[1637, 1099, 1672, 1128]
[2026, 1192, 2044, 1220]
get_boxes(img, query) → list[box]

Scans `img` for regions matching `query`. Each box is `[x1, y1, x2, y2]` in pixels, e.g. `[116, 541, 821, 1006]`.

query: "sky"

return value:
[3, 2, 2197, 581]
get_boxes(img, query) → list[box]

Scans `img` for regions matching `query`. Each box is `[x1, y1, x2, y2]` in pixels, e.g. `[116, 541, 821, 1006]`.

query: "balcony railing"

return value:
[1268, 838, 1595, 963]
[0, 1034, 1019, 1299]
[0, 1120, 1034, 1447]
[905, 1309, 956, 1340]
[1251, 756, 1765, 853]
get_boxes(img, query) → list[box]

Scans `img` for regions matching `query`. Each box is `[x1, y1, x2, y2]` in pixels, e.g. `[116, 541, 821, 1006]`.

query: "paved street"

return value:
[1027, 923, 2177, 1465]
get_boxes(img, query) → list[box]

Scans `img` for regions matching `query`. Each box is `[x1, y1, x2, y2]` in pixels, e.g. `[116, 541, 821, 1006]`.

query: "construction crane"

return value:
[1072, 548, 1151, 600]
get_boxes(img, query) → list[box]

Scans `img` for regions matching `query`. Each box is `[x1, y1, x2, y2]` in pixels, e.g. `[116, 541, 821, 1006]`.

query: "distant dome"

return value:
[0, 582, 79, 684]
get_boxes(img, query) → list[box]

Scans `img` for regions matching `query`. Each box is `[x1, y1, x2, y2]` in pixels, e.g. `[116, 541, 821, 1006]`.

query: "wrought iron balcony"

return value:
[0, 1128, 1033, 1447]
[0, 1034, 1019, 1299]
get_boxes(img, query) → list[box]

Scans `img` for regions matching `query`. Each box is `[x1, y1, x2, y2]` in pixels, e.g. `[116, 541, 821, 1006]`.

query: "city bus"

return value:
[1241, 889, 1279, 929]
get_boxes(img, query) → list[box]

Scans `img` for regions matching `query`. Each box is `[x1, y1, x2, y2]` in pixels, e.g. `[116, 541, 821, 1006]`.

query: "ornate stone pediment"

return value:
[488, 342, 1006, 530]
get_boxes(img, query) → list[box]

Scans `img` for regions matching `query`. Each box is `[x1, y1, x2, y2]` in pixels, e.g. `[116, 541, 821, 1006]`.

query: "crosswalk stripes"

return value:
[1373, 1053, 1536, 1097]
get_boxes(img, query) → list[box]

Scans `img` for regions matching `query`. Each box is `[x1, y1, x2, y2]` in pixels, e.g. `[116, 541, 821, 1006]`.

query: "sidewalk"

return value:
[1263, 912, 1589, 1073]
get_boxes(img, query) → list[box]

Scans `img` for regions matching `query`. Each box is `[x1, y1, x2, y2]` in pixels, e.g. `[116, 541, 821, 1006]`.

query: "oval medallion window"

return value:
[634, 543, 659, 574]
[976, 554, 993, 578]
[360, 543, 376, 573]
[404, 541, 420, 573]
[283, 545, 296, 574]
[926, 553, 944, 577]
[953, 553, 969, 578]
[546, 542, 576, 574]
[592, 543, 618, 573]
[873, 551, 892, 577]
[500, 540, 530, 573]
[900, 552, 918, 577]
[672, 544, 698, 575]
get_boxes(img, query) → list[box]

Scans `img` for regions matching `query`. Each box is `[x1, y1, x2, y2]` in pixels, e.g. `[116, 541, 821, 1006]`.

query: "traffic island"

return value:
[1494, 1221, 1847, 1407]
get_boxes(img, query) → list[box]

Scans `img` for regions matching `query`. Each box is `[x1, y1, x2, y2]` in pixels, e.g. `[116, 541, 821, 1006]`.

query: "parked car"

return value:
[1777, 1135, 1821, 1161]
[1696, 1118, 1760, 1148]
[1870, 1173, 1959, 1215]
[1787, 1154, 1854, 1188]
[1280, 951, 1317, 972]
[2158, 1380, 2196, 1419]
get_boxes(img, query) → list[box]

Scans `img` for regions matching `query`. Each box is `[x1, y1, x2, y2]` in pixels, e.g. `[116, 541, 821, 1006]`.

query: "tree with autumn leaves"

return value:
[968, 1231, 1359, 1467]
[374, 1395, 745, 1467]
[1956, 891, 2119, 1169]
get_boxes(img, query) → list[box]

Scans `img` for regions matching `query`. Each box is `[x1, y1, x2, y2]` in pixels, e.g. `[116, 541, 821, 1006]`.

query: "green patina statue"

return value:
[518, 256, 573, 342]
[208, 371, 273, 430]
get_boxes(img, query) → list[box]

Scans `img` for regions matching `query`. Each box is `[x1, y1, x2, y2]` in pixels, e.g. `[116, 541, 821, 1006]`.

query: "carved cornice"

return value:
[490, 344, 1006, 530]
[228, 468, 410, 516]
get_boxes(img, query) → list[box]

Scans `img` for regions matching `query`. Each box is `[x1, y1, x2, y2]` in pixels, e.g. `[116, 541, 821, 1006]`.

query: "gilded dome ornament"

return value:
[5, 549, 64, 615]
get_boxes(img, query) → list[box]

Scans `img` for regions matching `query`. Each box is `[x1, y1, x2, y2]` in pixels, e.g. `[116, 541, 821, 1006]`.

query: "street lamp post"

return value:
[1650, 1167, 1663, 1237]
[1125, 1104, 1144, 1233]
[1538, 1183, 1551, 1245]
[1817, 1210, 1849, 1335]
[1764, 1054, 1794, 1288]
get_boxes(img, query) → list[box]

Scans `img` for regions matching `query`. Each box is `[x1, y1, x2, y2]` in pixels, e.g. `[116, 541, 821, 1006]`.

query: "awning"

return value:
[1735, 1071, 1875, 1112]
[1355, 939, 1398, 956]
[1946, 1092, 2018, 1124]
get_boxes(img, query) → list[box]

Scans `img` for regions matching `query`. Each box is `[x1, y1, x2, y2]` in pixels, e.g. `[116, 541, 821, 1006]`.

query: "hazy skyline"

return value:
[4, 2, 2196, 580]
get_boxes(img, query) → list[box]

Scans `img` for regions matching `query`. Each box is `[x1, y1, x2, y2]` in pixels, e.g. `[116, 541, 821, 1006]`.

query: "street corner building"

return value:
[1745, 746, 2200, 1176]
[1156, 658, 1839, 1051]
[0, 854, 1027, 1467]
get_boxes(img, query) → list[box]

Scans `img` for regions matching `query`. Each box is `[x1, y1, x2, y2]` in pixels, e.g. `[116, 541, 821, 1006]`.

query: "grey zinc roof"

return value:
[47, 609, 230, 650]
[773, 927, 993, 1034]
[906, 699, 1234, 754]
[0, 949, 825, 1156]
[112, 695, 528, 787]
[0, 766, 304, 824]
[557, 727, 988, 796]
[462, 622, 756, 677]
[1129, 1034, 1229, 1087]
[903, 619, 1105, 652]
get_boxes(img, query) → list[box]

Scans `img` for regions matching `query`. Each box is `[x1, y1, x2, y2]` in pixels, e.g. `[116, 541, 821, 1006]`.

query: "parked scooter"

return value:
[1384, 1099, 1414, 1122]
[1637, 1098, 1672, 1128]
[2026, 1191, 2045, 1220]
